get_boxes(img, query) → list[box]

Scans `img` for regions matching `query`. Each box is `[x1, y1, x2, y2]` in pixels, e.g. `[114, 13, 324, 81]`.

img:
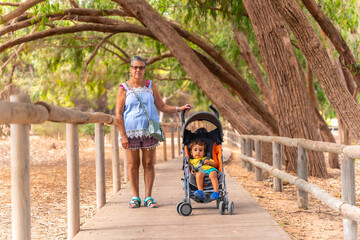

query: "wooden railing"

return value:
[223, 129, 359, 240]
[0, 95, 181, 240]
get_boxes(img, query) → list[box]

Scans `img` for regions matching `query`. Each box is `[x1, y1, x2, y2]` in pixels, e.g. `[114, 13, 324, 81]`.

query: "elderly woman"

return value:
[116, 56, 191, 208]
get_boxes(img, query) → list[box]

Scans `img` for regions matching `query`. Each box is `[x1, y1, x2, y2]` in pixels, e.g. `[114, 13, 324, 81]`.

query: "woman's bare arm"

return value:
[115, 86, 129, 149]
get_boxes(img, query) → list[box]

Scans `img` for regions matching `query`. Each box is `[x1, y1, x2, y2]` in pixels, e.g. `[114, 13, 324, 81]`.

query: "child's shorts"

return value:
[204, 168, 219, 175]
[128, 135, 159, 150]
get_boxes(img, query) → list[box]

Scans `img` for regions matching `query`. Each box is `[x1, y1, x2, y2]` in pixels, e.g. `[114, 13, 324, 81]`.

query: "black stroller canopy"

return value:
[182, 111, 223, 145]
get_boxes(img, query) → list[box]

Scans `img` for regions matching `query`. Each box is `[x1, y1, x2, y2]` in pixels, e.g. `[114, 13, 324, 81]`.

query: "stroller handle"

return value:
[181, 109, 186, 125]
[181, 104, 191, 125]
[209, 105, 219, 119]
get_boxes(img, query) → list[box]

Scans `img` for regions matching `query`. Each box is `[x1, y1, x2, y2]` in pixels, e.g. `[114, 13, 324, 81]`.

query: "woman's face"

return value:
[130, 60, 146, 80]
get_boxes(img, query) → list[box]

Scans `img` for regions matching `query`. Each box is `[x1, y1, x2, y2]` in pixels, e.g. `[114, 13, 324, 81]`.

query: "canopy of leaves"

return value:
[0, 0, 358, 121]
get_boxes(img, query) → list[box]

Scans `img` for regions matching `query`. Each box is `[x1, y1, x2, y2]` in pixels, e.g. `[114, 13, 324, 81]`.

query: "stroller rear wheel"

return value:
[176, 202, 182, 215]
[219, 201, 225, 215]
[178, 202, 192, 216]
[228, 201, 234, 215]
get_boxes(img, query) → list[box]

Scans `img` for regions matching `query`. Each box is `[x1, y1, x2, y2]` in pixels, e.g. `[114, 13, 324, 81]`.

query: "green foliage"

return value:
[79, 0, 117, 9]
[320, 0, 358, 37]
[2, 0, 358, 125]
[78, 124, 110, 138]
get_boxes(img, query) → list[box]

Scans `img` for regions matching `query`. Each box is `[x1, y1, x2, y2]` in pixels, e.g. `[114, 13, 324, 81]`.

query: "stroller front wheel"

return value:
[228, 201, 234, 215]
[219, 201, 225, 215]
[178, 202, 192, 216]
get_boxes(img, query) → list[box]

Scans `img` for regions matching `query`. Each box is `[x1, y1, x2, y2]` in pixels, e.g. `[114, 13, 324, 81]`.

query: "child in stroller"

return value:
[176, 106, 234, 216]
[189, 139, 219, 200]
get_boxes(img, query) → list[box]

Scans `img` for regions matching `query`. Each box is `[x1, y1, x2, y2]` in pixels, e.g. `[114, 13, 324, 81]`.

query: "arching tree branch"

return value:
[0, 3, 20, 7]
[86, 33, 116, 67]
[146, 51, 173, 65]
[69, 0, 80, 8]
[152, 75, 191, 81]
[1, 0, 45, 24]
[1, 9, 130, 37]
[0, 23, 154, 53]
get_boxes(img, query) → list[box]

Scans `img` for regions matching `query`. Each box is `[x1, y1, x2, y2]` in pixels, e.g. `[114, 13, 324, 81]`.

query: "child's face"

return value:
[191, 144, 205, 159]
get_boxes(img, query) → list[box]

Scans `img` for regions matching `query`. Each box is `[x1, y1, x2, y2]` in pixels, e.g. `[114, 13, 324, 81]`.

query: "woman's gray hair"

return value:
[130, 56, 146, 66]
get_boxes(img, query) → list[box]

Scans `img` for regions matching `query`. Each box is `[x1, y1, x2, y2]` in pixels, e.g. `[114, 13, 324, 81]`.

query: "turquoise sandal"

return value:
[129, 197, 141, 208]
[144, 197, 158, 208]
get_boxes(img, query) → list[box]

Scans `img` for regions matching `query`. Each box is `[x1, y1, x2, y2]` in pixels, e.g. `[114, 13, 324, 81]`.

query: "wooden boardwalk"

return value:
[73, 155, 291, 240]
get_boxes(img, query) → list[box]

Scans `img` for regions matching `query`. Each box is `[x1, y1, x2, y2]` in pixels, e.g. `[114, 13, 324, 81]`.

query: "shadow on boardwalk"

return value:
[73, 156, 291, 240]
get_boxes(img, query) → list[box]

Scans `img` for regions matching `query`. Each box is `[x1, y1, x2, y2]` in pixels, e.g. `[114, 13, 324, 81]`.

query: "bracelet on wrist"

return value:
[176, 106, 179, 112]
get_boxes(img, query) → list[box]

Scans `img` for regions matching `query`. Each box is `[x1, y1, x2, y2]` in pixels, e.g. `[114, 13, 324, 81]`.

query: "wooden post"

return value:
[297, 146, 308, 209]
[110, 125, 121, 193]
[171, 126, 175, 159]
[240, 138, 246, 168]
[163, 126, 167, 162]
[245, 139, 253, 172]
[66, 123, 80, 239]
[10, 95, 31, 240]
[177, 124, 181, 156]
[255, 140, 262, 181]
[341, 154, 358, 240]
[95, 123, 106, 208]
[273, 142, 282, 192]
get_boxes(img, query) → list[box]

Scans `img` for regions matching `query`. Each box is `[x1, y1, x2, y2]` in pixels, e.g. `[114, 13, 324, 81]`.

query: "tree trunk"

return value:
[305, 62, 319, 110]
[340, 57, 356, 95]
[169, 23, 277, 131]
[301, 0, 360, 88]
[232, 27, 274, 114]
[194, 50, 278, 135]
[306, 62, 339, 168]
[272, 0, 360, 142]
[243, 0, 327, 177]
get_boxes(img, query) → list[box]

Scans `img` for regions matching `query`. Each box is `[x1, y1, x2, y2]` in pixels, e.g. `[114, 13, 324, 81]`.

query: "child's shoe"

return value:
[194, 190, 205, 200]
[210, 191, 219, 200]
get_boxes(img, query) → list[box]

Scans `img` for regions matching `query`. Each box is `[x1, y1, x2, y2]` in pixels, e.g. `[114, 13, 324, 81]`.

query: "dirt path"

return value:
[0, 136, 357, 239]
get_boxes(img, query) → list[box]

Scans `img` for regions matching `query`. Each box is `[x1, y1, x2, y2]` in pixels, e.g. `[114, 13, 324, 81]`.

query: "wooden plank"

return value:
[0, 101, 48, 124]
[73, 156, 291, 240]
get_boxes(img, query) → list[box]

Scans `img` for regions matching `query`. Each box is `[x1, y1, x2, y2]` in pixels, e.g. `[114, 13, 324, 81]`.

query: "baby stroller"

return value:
[176, 105, 234, 216]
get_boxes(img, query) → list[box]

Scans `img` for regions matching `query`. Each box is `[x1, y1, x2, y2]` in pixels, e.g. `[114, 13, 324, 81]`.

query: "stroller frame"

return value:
[176, 106, 234, 216]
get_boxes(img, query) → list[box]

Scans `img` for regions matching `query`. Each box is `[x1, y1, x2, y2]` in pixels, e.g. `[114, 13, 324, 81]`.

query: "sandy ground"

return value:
[0, 135, 358, 239]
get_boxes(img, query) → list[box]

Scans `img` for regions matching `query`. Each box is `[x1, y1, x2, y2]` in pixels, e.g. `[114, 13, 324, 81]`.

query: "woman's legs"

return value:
[141, 148, 158, 207]
[127, 149, 141, 207]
